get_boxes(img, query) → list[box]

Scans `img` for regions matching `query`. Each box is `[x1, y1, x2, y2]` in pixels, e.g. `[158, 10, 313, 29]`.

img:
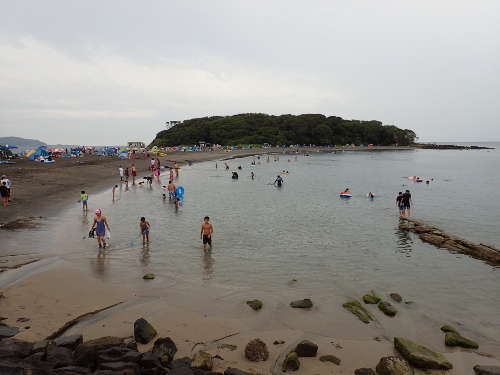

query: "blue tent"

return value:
[28, 146, 49, 160]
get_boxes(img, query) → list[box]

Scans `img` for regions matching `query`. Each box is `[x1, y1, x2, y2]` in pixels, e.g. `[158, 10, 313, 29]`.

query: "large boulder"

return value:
[290, 299, 313, 309]
[378, 301, 398, 317]
[244, 339, 269, 362]
[191, 350, 213, 371]
[152, 337, 177, 366]
[474, 365, 500, 375]
[246, 300, 263, 311]
[97, 346, 141, 364]
[134, 318, 157, 344]
[294, 340, 318, 357]
[55, 335, 84, 351]
[46, 344, 75, 368]
[169, 357, 192, 369]
[342, 300, 373, 324]
[394, 337, 452, 370]
[444, 332, 479, 349]
[74, 336, 125, 368]
[32, 340, 49, 354]
[375, 356, 414, 375]
[0, 325, 20, 339]
[282, 351, 300, 372]
[0, 338, 33, 359]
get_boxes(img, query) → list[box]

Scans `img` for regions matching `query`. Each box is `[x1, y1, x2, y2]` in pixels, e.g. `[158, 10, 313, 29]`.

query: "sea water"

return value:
[2, 145, 500, 347]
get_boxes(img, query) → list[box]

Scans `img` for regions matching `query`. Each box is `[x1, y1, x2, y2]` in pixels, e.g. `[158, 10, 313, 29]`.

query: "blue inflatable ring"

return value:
[175, 186, 185, 198]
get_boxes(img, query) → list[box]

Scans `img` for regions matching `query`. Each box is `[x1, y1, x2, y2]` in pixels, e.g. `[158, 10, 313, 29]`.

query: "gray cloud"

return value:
[1, 1, 499, 145]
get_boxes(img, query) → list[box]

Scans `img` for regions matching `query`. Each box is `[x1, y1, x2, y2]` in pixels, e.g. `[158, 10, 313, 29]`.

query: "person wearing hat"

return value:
[90, 209, 110, 248]
[0, 175, 12, 202]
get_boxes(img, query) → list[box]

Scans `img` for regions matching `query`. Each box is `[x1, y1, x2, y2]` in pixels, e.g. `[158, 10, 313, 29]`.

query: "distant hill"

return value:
[0, 136, 47, 150]
[150, 113, 417, 147]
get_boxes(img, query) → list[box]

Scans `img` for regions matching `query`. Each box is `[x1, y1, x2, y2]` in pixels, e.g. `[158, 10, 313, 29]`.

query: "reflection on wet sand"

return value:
[90, 250, 109, 278]
[202, 250, 215, 280]
[141, 245, 151, 267]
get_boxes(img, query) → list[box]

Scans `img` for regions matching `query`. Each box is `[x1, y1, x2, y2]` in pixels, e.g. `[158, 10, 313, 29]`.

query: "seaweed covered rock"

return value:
[246, 300, 263, 311]
[342, 300, 372, 323]
[134, 318, 157, 344]
[244, 339, 268, 362]
[440, 325, 458, 334]
[282, 352, 300, 372]
[319, 354, 341, 365]
[375, 356, 414, 375]
[152, 337, 178, 366]
[294, 340, 318, 357]
[378, 301, 398, 317]
[445, 332, 479, 349]
[224, 368, 253, 375]
[191, 350, 213, 371]
[394, 337, 452, 370]
[363, 292, 381, 304]
[290, 299, 313, 309]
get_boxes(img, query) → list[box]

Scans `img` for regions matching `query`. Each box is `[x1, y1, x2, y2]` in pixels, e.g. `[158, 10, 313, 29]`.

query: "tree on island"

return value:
[150, 113, 416, 147]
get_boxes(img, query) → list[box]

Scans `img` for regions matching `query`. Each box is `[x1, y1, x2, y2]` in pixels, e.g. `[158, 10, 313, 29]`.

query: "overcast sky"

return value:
[1, 1, 499, 145]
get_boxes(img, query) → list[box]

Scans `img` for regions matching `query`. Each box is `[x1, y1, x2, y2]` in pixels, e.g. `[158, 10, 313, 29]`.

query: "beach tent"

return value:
[28, 146, 49, 160]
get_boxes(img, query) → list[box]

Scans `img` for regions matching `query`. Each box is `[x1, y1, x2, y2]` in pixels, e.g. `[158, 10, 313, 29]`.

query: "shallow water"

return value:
[2, 146, 500, 346]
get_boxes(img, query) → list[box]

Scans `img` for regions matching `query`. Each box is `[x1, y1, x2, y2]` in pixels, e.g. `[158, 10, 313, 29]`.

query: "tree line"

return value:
[150, 113, 416, 147]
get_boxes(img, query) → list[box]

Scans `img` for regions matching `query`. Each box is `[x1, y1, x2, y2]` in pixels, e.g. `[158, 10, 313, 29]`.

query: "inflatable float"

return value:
[340, 192, 352, 198]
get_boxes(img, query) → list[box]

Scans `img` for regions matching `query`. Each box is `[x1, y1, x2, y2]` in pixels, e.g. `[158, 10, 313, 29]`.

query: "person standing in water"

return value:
[402, 189, 412, 217]
[80, 190, 89, 212]
[131, 164, 137, 184]
[396, 192, 404, 217]
[274, 175, 283, 187]
[124, 167, 129, 184]
[167, 180, 176, 200]
[118, 166, 124, 182]
[174, 162, 180, 178]
[251, 171, 255, 180]
[139, 217, 151, 245]
[200, 216, 213, 251]
[112, 185, 118, 201]
[91, 209, 110, 248]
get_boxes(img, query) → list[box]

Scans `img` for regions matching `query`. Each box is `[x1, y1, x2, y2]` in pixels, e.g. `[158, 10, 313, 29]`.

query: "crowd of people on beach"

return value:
[74, 153, 418, 252]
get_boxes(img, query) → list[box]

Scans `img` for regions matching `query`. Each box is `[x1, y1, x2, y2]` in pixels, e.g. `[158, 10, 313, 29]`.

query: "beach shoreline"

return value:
[0, 146, 416, 225]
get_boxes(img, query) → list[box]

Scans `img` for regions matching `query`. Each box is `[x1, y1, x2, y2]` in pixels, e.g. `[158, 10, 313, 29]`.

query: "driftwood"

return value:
[45, 301, 124, 340]
[191, 331, 240, 352]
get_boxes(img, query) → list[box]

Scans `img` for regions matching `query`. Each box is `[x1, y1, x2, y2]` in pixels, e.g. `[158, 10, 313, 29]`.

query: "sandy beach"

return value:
[2, 146, 500, 375]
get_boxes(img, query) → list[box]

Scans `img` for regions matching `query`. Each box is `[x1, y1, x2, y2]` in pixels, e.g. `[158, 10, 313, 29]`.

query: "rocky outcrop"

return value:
[244, 339, 269, 362]
[143, 273, 156, 280]
[394, 337, 452, 370]
[224, 368, 253, 375]
[246, 300, 263, 311]
[400, 218, 500, 265]
[55, 334, 83, 350]
[134, 318, 157, 344]
[342, 300, 373, 323]
[290, 299, 313, 308]
[0, 324, 20, 339]
[440, 325, 458, 334]
[294, 340, 318, 357]
[474, 365, 500, 375]
[378, 301, 397, 317]
[152, 337, 178, 366]
[282, 352, 300, 372]
[375, 356, 414, 375]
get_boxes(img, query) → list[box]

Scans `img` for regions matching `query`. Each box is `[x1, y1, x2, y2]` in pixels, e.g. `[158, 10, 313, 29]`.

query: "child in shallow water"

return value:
[139, 217, 151, 245]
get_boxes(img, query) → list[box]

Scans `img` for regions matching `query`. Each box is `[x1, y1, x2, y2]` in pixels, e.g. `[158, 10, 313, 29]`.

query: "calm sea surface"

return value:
[2, 144, 500, 345]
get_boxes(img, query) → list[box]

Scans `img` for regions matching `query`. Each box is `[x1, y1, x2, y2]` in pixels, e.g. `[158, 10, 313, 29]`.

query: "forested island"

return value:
[150, 113, 417, 147]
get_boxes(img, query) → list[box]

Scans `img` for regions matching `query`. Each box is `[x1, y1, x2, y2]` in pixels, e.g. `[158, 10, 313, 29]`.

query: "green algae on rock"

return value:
[342, 300, 373, 324]
[394, 337, 452, 370]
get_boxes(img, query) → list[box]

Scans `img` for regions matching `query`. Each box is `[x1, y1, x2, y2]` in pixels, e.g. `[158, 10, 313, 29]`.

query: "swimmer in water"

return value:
[251, 171, 255, 180]
[368, 192, 374, 198]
